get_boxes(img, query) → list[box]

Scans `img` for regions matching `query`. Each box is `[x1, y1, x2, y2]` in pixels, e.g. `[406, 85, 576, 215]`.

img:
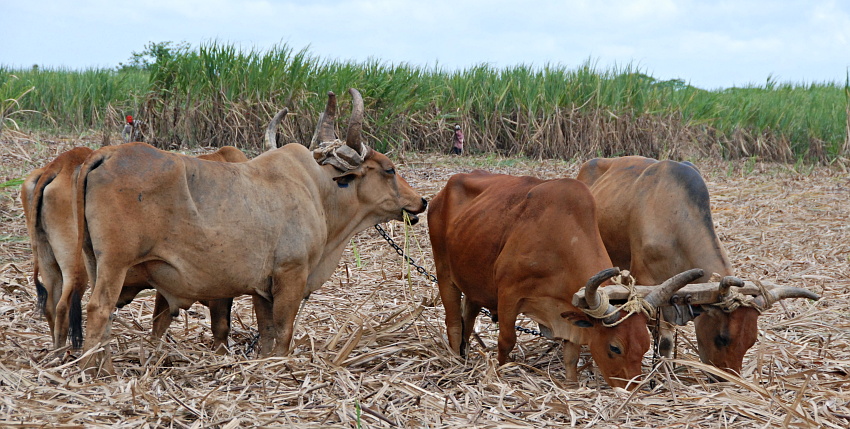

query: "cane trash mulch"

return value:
[0, 137, 848, 428]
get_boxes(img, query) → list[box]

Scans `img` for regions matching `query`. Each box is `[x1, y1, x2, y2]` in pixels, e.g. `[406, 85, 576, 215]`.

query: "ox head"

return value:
[310, 88, 427, 224]
[694, 276, 820, 377]
[573, 267, 704, 389]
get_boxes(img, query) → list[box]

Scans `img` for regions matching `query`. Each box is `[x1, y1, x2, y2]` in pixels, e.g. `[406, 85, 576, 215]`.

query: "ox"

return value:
[428, 170, 701, 389]
[22, 145, 248, 350]
[576, 156, 819, 375]
[74, 89, 427, 374]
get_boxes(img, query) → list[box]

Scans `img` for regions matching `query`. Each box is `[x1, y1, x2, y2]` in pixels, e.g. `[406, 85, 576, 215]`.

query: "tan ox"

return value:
[428, 171, 700, 389]
[22, 146, 248, 350]
[74, 89, 427, 374]
[577, 156, 819, 375]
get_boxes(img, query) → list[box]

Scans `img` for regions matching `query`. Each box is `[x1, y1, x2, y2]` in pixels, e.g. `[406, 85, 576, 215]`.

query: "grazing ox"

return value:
[577, 156, 819, 375]
[22, 145, 248, 350]
[428, 171, 700, 389]
[74, 89, 427, 374]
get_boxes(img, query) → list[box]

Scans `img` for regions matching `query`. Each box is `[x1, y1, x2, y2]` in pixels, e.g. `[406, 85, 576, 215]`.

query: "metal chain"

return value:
[245, 331, 260, 356]
[374, 224, 543, 338]
[374, 223, 438, 284]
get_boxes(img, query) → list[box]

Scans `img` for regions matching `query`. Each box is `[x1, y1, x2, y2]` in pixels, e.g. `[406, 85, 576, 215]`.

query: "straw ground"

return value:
[0, 136, 848, 428]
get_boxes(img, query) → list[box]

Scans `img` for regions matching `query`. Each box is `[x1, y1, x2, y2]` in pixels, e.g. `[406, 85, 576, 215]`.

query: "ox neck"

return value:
[315, 164, 377, 250]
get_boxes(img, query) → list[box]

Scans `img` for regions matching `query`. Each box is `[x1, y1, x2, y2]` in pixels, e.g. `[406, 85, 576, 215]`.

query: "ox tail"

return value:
[34, 278, 48, 316]
[69, 151, 106, 349]
[69, 288, 83, 348]
[28, 168, 59, 318]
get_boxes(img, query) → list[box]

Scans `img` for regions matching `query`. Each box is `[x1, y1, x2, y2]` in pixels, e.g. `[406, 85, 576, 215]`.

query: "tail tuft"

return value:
[69, 289, 83, 349]
[34, 277, 47, 317]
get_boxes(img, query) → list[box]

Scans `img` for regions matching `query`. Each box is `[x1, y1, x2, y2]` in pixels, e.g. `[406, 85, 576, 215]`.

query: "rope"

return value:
[581, 271, 656, 327]
[604, 291, 655, 327]
[711, 280, 767, 314]
[580, 289, 613, 319]
[312, 140, 370, 172]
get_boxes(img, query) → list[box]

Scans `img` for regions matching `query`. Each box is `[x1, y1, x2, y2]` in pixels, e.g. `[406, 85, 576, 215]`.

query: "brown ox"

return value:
[74, 89, 427, 374]
[428, 171, 700, 389]
[577, 156, 819, 375]
[22, 146, 248, 350]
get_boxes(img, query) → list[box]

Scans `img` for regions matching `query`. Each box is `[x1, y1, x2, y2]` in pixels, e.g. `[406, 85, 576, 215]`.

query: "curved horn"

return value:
[754, 287, 820, 308]
[582, 267, 620, 321]
[644, 268, 705, 310]
[345, 88, 364, 153]
[718, 276, 744, 296]
[264, 108, 288, 151]
[310, 91, 337, 149]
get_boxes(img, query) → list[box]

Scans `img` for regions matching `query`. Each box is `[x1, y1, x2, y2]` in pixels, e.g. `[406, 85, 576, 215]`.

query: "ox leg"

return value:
[562, 341, 582, 382]
[459, 296, 481, 358]
[496, 300, 520, 365]
[207, 298, 233, 354]
[252, 295, 275, 356]
[150, 292, 173, 341]
[655, 314, 675, 359]
[437, 281, 465, 356]
[270, 267, 309, 356]
[81, 265, 128, 377]
[37, 258, 63, 343]
[52, 267, 87, 349]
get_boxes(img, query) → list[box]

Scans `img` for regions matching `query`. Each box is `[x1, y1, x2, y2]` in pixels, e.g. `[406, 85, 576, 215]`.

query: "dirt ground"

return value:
[0, 137, 848, 428]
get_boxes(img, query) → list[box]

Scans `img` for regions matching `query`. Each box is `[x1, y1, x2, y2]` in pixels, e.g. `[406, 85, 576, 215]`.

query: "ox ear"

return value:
[332, 166, 367, 188]
[333, 172, 358, 188]
[561, 311, 593, 328]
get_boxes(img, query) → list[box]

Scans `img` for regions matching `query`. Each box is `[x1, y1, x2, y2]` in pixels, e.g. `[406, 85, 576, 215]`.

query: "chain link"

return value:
[374, 223, 438, 284]
[374, 224, 543, 338]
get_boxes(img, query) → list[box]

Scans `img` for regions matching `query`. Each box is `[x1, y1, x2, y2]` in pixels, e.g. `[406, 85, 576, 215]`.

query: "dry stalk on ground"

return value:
[0, 135, 847, 427]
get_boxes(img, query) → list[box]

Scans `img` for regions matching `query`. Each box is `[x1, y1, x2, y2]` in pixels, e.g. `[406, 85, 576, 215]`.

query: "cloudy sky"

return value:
[2, 0, 848, 90]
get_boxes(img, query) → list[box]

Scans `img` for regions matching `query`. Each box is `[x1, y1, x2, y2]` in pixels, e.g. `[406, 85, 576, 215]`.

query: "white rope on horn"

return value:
[312, 139, 371, 172]
[581, 270, 655, 327]
[711, 279, 768, 314]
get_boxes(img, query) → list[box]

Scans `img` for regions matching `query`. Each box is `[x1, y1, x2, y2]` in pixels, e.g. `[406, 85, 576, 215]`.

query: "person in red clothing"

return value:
[122, 115, 137, 142]
[450, 124, 464, 155]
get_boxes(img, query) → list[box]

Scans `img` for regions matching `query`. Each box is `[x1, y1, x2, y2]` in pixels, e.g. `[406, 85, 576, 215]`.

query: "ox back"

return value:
[577, 156, 733, 285]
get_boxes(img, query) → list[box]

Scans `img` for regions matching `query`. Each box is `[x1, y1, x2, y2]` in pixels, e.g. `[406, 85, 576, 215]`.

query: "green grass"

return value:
[2, 42, 848, 163]
[0, 178, 24, 188]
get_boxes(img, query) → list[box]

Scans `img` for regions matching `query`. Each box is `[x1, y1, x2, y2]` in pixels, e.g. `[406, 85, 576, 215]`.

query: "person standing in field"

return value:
[450, 124, 464, 155]
[122, 115, 142, 142]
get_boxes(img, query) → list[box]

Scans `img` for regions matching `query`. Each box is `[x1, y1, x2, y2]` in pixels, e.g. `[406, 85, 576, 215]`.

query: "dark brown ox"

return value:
[74, 89, 427, 375]
[577, 156, 819, 375]
[428, 171, 699, 389]
[22, 146, 248, 350]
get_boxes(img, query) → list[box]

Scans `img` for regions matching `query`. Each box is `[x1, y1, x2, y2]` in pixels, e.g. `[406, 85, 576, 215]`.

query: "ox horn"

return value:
[264, 108, 289, 151]
[583, 267, 621, 323]
[644, 268, 705, 310]
[718, 276, 744, 296]
[309, 91, 337, 150]
[345, 88, 364, 154]
[753, 286, 820, 308]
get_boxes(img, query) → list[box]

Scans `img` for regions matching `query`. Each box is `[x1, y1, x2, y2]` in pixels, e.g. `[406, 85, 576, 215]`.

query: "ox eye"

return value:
[609, 345, 622, 355]
[385, 168, 396, 175]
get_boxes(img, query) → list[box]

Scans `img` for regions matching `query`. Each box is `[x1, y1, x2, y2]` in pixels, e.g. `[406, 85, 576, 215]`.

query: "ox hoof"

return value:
[81, 356, 117, 379]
